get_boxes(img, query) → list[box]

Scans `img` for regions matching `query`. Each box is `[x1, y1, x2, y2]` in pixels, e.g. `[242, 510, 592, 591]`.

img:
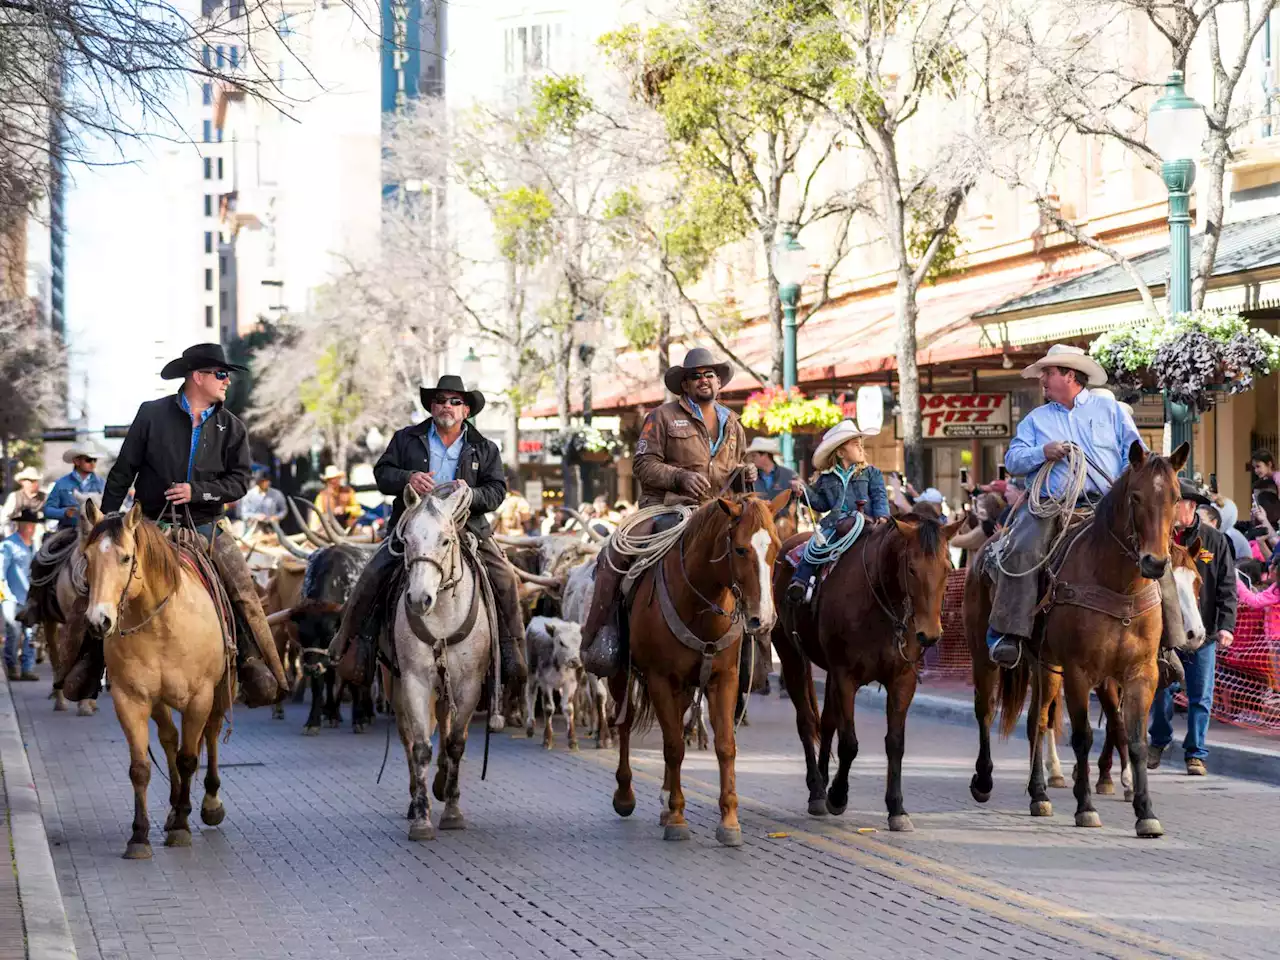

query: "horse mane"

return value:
[684, 494, 769, 545]
[86, 515, 182, 596]
[894, 511, 943, 557]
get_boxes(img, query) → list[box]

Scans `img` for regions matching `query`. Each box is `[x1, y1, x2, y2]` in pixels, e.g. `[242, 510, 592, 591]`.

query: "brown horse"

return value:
[80, 502, 233, 859]
[770, 513, 962, 829]
[968, 442, 1207, 837]
[609, 491, 788, 847]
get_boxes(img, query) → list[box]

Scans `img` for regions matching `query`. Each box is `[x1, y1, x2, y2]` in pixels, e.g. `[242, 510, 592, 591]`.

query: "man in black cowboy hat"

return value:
[331, 374, 527, 688]
[580, 346, 755, 676]
[59, 343, 289, 707]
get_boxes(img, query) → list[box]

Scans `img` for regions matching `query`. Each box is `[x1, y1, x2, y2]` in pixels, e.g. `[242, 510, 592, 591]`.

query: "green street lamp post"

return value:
[1148, 70, 1206, 476]
[773, 230, 807, 470]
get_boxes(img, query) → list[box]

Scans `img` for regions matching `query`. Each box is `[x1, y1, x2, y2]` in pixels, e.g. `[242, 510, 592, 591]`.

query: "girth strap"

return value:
[1040, 579, 1162, 624]
[656, 554, 743, 691]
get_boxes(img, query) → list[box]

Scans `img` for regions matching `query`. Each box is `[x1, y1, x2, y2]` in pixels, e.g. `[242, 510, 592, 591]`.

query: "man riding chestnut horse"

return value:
[984, 344, 1184, 682]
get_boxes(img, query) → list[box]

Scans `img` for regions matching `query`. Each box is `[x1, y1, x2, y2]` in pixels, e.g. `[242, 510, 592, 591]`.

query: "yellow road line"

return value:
[575, 748, 1207, 960]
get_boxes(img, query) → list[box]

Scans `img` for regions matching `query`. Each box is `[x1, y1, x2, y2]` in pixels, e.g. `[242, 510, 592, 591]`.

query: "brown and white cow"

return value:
[524, 616, 585, 751]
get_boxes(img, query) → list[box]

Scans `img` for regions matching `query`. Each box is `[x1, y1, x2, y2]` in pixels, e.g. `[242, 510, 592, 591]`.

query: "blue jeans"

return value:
[1150, 641, 1216, 761]
[2, 600, 34, 673]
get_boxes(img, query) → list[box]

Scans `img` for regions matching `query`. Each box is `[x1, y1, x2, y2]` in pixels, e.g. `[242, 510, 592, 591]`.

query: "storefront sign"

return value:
[898, 393, 1012, 440]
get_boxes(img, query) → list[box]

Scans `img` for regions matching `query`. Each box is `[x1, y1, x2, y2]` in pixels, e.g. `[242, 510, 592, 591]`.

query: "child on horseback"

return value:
[786, 420, 890, 604]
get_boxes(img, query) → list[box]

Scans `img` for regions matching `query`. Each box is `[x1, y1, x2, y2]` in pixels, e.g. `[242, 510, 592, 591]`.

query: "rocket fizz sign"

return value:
[895, 393, 1013, 440]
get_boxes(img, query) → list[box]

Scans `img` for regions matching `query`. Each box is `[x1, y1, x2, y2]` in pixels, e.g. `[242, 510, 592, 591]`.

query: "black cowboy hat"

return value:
[663, 346, 733, 396]
[1178, 478, 1211, 507]
[11, 508, 40, 524]
[160, 343, 247, 380]
[420, 374, 485, 416]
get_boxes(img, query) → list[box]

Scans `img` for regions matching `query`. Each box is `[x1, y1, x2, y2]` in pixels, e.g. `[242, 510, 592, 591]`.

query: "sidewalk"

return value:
[774, 671, 1280, 787]
[0, 669, 76, 960]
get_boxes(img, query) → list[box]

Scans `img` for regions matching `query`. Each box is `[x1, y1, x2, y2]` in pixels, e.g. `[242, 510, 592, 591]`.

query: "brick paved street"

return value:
[11, 665, 1280, 960]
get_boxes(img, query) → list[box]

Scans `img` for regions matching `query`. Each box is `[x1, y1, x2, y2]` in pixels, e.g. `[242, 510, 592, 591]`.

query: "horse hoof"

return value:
[77, 701, 95, 717]
[888, 814, 914, 833]
[122, 842, 152, 860]
[353, 723, 366, 735]
[659, 809, 670, 826]
[568, 742, 580, 753]
[164, 811, 177, 832]
[663, 822, 691, 842]
[1096, 781, 1115, 796]
[200, 801, 225, 827]
[489, 714, 506, 732]
[408, 820, 435, 842]
[53, 696, 67, 712]
[1030, 800, 1053, 818]
[1047, 775, 1067, 789]
[1074, 811, 1102, 828]
[808, 797, 829, 817]
[969, 784, 991, 804]
[613, 792, 636, 818]
[164, 829, 192, 848]
[715, 825, 743, 847]
[542, 741, 553, 751]
[1124, 789, 1135, 803]
[439, 812, 465, 831]
[1136, 818, 1164, 838]
[302, 726, 319, 737]
[825, 797, 847, 817]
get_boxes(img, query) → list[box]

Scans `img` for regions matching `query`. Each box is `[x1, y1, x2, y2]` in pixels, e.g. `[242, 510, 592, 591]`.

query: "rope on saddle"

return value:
[603, 504, 693, 579]
[993, 444, 1091, 580]
[799, 493, 865, 568]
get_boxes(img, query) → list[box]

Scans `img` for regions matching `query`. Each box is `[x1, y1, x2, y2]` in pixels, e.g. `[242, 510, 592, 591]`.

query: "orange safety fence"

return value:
[924, 569, 1280, 735]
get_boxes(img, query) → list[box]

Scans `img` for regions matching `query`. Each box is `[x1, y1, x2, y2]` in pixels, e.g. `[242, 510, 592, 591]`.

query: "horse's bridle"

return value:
[388, 516, 463, 593]
[860, 526, 916, 663]
[107, 548, 172, 638]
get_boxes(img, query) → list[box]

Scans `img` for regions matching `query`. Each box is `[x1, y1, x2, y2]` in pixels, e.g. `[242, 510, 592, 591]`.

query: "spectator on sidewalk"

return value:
[239, 470, 287, 530]
[1215, 496, 1253, 562]
[1149, 479, 1238, 776]
[1252, 449, 1280, 489]
[44, 448, 105, 530]
[1, 508, 39, 681]
[1, 467, 46, 535]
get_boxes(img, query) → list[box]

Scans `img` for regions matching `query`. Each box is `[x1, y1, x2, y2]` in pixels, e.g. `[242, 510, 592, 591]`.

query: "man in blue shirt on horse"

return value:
[44, 448, 105, 530]
[986, 345, 1182, 679]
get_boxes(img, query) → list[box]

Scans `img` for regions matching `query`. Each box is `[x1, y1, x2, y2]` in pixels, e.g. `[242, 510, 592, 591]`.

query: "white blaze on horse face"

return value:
[1173, 565, 1207, 648]
[98, 536, 113, 554]
[750, 528, 775, 630]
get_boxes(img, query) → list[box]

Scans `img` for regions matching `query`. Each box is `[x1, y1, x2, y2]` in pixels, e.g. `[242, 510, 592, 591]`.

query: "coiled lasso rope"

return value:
[800, 500, 865, 566]
[604, 504, 694, 578]
[993, 443, 1090, 580]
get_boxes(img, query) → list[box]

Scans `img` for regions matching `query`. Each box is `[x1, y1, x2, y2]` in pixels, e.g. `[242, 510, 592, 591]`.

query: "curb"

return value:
[0, 679, 77, 960]
[770, 672, 1280, 789]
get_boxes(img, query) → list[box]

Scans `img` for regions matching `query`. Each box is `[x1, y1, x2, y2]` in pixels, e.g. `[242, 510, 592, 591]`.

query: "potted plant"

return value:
[741, 386, 845, 435]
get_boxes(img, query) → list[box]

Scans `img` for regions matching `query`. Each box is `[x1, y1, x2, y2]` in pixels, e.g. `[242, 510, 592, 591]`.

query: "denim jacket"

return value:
[802, 464, 889, 532]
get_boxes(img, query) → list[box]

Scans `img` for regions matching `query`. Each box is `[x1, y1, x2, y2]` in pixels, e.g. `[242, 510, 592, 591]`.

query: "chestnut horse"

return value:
[770, 513, 962, 829]
[609, 492, 787, 847]
[969, 443, 1207, 837]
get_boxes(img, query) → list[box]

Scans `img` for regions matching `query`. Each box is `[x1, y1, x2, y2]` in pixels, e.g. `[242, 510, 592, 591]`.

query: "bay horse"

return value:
[770, 512, 963, 829]
[969, 442, 1207, 837]
[390, 483, 493, 842]
[79, 501, 233, 860]
[610, 491, 788, 847]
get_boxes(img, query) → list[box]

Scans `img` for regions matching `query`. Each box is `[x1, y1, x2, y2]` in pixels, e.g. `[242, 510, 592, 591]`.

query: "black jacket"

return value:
[374, 419, 506, 537]
[102, 393, 252, 527]
[1176, 516, 1238, 639]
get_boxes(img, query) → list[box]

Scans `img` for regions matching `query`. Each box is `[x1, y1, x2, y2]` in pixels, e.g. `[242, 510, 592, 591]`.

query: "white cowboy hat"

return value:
[745, 436, 781, 456]
[320, 465, 346, 482]
[917, 487, 945, 505]
[1021, 343, 1107, 388]
[812, 419, 867, 472]
[61, 446, 99, 465]
[14, 467, 41, 482]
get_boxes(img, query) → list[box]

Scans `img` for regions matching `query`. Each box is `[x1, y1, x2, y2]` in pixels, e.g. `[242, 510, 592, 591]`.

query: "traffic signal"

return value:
[103, 425, 132, 439]
[40, 427, 78, 442]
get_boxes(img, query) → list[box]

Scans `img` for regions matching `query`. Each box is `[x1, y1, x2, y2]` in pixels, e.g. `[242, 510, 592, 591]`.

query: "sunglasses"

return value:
[687, 370, 718, 382]
[433, 397, 466, 407]
[199, 369, 232, 381]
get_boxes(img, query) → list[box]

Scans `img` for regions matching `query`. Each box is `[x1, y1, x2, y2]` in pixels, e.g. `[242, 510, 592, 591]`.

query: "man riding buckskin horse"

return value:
[580, 347, 757, 676]
[330, 375, 527, 688]
[985, 344, 1183, 680]
[60, 343, 290, 706]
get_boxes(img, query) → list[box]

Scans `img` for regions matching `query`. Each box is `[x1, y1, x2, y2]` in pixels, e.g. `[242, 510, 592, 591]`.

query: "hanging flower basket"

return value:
[741, 387, 844, 436]
[1091, 311, 1280, 413]
[549, 427, 626, 460]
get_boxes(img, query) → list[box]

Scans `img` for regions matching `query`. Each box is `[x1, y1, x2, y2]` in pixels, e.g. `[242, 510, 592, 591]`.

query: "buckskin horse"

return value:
[967, 442, 1207, 837]
[79, 501, 234, 860]
[770, 512, 962, 829]
[609, 491, 788, 847]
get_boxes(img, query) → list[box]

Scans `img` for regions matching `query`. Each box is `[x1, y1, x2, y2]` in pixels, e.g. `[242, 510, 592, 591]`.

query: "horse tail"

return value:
[997, 657, 1031, 739]
[626, 672, 656, 735]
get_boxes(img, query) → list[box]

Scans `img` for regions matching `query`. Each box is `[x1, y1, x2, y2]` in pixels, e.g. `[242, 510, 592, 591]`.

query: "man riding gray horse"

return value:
[331, 375, 527, 689]
[985, 344, 1184, 682]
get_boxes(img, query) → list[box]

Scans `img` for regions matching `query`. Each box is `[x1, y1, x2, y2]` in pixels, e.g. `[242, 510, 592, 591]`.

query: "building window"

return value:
[205, 305, 214, 328]
[201, 45, 211, 68]
[205, 268, 213, 291]
[230, 0, 245, 17]
[217, 157, 224, 179]
[230, 46, 240, 68]
[202, 83, 212, 106]
[203, 157, 212, 179]
[219, 254, 227, 276]
[504, 23, 562, 75]
[203, 195, 213, 217]
[216, 46, 225, 68]
[219, 290, 228, 311]
[204, 231, 213, 254]
[217, 127, 223, 143]
[202, 119, 211, 143]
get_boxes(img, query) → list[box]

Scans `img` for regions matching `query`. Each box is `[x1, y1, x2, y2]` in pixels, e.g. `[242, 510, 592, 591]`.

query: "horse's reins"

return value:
[859, 526, 918, 666]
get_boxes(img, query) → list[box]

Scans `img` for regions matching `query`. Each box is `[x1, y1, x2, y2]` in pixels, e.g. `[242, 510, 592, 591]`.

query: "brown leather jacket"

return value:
[633, 397, 746, 508]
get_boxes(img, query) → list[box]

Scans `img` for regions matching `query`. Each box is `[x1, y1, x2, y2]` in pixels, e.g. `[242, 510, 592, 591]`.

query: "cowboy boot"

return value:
[581, 554, 627, 679]
[61, 632, 104, 702]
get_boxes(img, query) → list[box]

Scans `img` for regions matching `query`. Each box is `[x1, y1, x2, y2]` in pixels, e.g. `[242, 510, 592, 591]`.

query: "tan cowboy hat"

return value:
[320, 465, 345, 482]
[1021, 343, 1107, 388]
[745, 436, 781, 456]
[61, 446, 99, 465]
[14, 467, 41, 483]
[812, 419, 867, 471]
[663, 347, 733, 396]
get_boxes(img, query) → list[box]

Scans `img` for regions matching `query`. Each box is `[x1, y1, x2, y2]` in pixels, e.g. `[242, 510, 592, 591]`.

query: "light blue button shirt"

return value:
[427, 424, 465, 483]
[1004, 389, 1144, 498]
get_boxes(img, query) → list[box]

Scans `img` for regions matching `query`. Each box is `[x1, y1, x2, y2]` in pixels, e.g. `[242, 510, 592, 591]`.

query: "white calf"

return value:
[525, 617, 584, 751]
